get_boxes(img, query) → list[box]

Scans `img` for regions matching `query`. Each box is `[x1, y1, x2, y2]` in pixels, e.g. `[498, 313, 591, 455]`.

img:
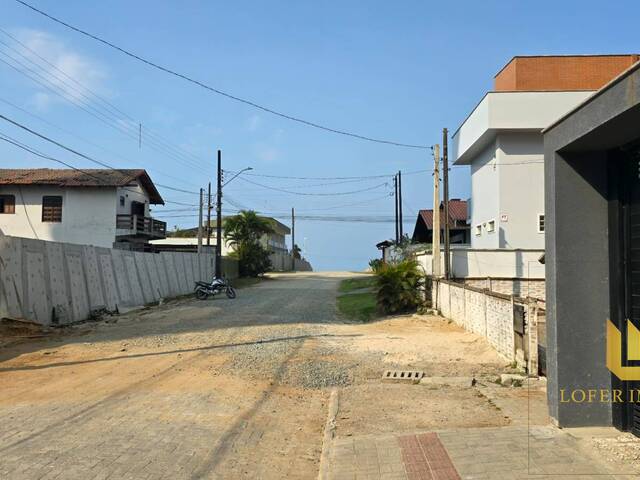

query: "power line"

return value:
[15, 0, 429, 150]
[0, 131, 199, 206]
[0, 95, 202, 189]
[0, 41, 210, 174]
[0, 113, 203, 197]
[235, 175, 390, 196]
[225, 168, 433, 181]
[0, 27, 208, 168]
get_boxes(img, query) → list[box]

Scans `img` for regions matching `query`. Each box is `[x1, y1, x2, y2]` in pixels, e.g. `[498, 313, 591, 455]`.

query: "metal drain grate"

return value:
[382, 370, 424, 383]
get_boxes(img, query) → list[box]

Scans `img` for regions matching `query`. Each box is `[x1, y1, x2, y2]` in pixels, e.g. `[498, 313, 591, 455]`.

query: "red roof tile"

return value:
[0, 168, 164, 204]
[418, 199, 468, 229]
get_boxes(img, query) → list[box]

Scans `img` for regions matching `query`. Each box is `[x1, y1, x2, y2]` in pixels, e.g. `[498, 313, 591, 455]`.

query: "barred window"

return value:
[0, 194, 15, 214]
[42, 196, 63, 222]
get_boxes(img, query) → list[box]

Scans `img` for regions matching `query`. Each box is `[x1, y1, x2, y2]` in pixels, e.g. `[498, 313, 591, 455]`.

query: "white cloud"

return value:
[10, 29, 109, 111]
[246, 114, 261, 132]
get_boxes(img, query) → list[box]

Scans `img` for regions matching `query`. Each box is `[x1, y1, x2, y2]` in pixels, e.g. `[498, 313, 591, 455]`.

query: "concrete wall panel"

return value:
[144, 253, 162, 301]
[45, 241, 70, 323]
[133, 252, 153, 303]
[23, 240, 49, 324]
[64, 245, 89, 322]
[97, 248, 119, 310]
[153, 253, 170, 298]
[82, 246, 105, 309]
[160, 252, 180, 296]
[173, 253, 188, 293]
[0, 236, 24, 319]
[123, 252, 144, 306]
[110, 249, 131, 305]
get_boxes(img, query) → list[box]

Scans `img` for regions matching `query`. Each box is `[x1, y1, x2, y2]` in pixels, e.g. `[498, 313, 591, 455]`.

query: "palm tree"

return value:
[223, 210, 274, 248]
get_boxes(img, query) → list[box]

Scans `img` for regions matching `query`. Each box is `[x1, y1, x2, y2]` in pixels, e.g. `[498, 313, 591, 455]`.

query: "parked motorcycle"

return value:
[194, 276, 237, 300]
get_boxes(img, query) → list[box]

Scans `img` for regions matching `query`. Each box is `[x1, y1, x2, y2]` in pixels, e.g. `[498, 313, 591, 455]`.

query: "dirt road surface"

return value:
[0, 272, 536, 479]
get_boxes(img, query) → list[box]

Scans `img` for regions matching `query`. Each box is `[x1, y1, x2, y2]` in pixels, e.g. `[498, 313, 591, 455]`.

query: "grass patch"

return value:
[338, 275, 376, 293]
[337, 291, 377, 321]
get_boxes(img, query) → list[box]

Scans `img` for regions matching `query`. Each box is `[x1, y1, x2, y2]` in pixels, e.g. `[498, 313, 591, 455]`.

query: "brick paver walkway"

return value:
[328, 426, 640, 480]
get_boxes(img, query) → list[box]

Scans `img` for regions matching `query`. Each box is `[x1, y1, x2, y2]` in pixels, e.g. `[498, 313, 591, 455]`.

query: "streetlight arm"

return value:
[222, 167, 253, 187]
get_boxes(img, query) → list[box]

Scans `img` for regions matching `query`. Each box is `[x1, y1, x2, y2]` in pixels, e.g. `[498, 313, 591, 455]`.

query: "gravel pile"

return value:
[284, 360, 352, 389]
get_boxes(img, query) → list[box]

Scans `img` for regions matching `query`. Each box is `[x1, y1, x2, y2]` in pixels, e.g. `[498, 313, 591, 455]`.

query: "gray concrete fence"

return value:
[0, 235, 236, 326]
[432, 278, 541, 375]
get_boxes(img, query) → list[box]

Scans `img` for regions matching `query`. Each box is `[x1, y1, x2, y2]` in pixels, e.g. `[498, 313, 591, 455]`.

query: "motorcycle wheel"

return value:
[226, 287, 237, 299]
[195, 288, 209, 300]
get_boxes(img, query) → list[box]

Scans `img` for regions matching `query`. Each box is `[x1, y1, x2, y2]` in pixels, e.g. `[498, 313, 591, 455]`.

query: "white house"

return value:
[447, 55, 639, 298]
[151, 216, 291, 255]
[0, 168, 166, 250]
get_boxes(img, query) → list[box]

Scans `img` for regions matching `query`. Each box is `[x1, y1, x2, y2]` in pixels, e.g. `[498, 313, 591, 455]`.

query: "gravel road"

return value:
[0, 272, 514, 480]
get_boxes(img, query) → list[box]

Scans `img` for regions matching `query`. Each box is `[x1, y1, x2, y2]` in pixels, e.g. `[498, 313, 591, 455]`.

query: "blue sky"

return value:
[1, 0, 639, 270]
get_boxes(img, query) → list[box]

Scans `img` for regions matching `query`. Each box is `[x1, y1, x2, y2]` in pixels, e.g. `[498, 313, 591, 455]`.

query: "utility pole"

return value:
[398, 170, 403, 241]
[197, 188, 203, 253]
[291, 207, 296, 271]
[206, 182, 212, 246]
[443, 128, 451, 279]
[432, 144, 441, 277]
[215, 150, 223, 278]
[394, 175, 399, 243]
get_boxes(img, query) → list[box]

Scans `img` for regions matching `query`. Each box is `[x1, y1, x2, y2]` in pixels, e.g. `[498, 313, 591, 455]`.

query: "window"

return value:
[538, 214, 545, 233]
[0, 194, 15, 214]
[475, 225, 482, 236]
[119, 195, 125, 207]
[487, 220, 496, 233]
[42, 196, 63, 222]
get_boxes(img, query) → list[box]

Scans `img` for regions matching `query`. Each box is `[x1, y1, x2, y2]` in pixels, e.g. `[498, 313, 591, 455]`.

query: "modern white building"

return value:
[446, 55, 640, 297]
[0, 168, 166, 250]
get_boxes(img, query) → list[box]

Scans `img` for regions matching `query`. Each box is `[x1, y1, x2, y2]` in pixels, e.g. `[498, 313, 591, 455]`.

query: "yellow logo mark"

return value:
[607, 319, 640, 380]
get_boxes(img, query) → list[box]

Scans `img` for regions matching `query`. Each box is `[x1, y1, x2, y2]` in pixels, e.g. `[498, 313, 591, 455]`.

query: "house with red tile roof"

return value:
[411, 199, 470, 245]
[0, 168, 166, 250]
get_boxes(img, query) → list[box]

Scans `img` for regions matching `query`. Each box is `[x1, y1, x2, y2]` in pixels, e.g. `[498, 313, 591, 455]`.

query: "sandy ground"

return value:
[0, 272, 545, 479]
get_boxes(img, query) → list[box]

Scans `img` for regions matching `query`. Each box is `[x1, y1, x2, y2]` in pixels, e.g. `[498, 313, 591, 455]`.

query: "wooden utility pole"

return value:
[394, 175, 399, 243]
[442, 128, 451, 279]
[197, 188, 203, 253]
[215, 150, 223, 278]
[291, 207, 296, 271]
[206, 182, 212, 246]
[432, 144, 441, 277]
[398, 170, 403, 241]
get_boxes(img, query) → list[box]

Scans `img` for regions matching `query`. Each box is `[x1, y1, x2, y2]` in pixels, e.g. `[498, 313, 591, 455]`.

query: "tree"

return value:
[223, 210, 274, 247]
[223, 210, 274, 277]
[292, 243, 302, 259]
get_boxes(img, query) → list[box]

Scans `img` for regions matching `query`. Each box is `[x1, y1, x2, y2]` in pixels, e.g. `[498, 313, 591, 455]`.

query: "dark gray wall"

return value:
[544, 64, 640, 427]
[544, 146, 611, 426]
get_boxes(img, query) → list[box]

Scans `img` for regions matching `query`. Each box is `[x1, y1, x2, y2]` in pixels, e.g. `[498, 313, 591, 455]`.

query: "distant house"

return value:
[151, 216, 291, 254]
[0, 168, 166, 250]
[412, 199, 470, 245]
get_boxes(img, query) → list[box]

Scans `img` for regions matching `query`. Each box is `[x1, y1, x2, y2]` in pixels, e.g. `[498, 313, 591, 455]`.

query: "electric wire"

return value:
[0, 43, 211, 174]
[14, 0, 429, 149]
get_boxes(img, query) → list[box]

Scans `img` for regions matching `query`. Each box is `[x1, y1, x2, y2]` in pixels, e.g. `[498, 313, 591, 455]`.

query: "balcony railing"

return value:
[116, 214, 166, 239]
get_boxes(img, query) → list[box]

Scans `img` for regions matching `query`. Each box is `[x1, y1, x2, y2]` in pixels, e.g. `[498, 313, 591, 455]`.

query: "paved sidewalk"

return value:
[328, 426, 640, 480]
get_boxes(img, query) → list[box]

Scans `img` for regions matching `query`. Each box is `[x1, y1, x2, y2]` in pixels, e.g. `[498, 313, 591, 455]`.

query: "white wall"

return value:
[469, 140, 500, 248]
[116, 182, 151, 216]
[0, 185, 117, 248]
[496, 132, 545, 249]
[416, 248, 545, 279]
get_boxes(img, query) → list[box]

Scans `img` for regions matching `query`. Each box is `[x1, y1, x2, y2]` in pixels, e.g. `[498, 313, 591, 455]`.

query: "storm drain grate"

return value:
[382, 370, 424, 383]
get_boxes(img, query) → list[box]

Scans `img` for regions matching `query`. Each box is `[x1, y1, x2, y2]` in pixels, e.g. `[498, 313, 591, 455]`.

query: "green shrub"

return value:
[232, 241, 272, 277]
[368, 258, 384, 273]
[375, 259, 425, 314]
